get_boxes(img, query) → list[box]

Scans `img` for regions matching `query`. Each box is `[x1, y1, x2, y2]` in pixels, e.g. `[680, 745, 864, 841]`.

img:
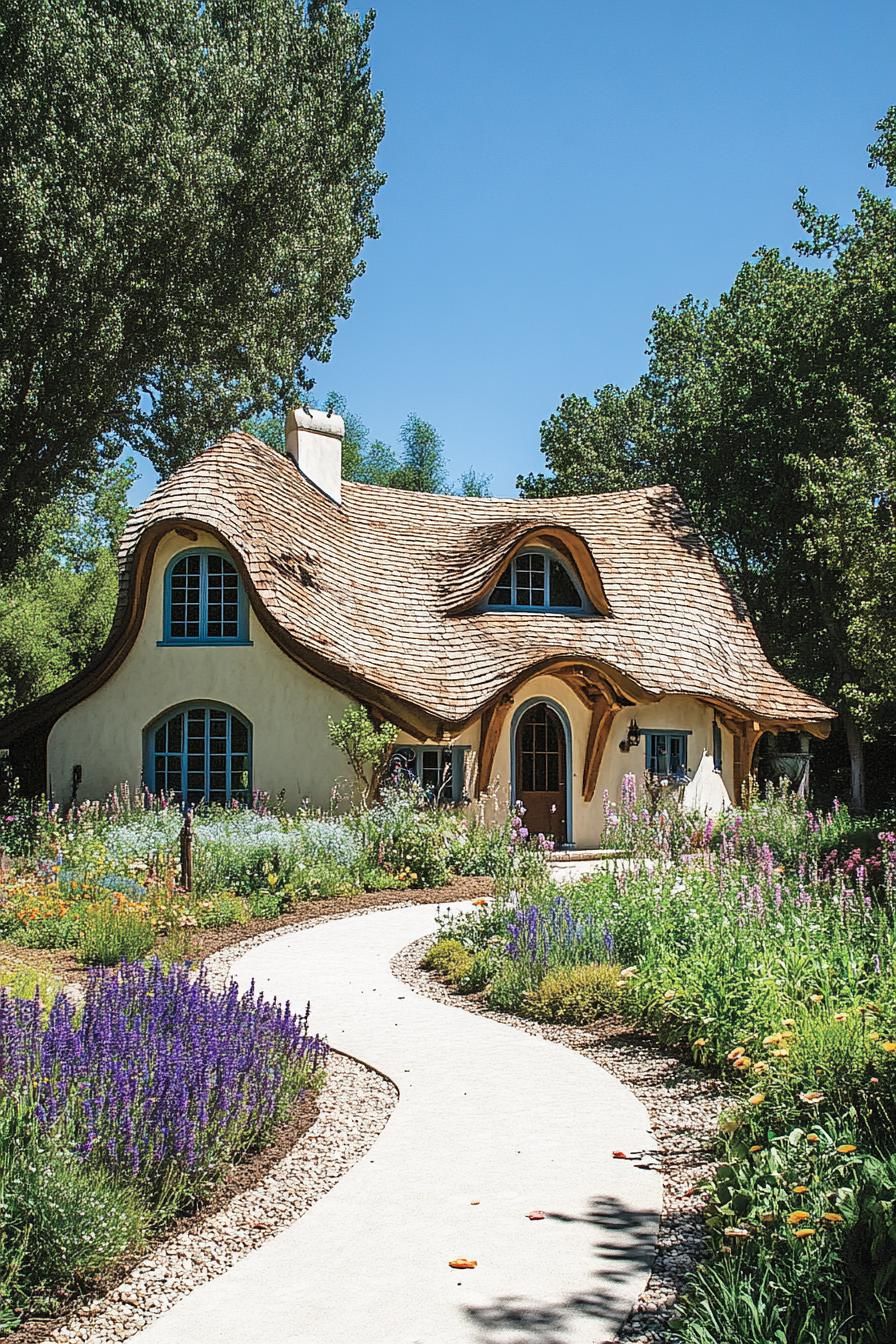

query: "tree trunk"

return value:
[840, 705, 866, 814]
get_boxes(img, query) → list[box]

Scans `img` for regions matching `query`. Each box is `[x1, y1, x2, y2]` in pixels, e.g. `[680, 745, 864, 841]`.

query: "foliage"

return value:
[0, 0, 385, 576]
[420, 937, 473, 981]
[0, 462, 135, 718]
[520, 108, 896, 811]
[76, 898, 156, 966]
[522, 962, 621, 1024]
[0, 1096, 148, 1328]
[327, 705, 398, 804]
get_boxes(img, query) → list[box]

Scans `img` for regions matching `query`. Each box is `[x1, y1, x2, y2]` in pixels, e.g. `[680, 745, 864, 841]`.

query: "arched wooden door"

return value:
[514, 702, 568, 844]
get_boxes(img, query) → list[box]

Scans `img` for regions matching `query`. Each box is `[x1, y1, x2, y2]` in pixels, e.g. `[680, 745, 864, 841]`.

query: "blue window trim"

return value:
[644, 729, 691, 778]
[389, 744, 468, 804]
[486, 548, 587, 614]
[712, 720, 723, 772]
[143, 701, 253, 805]
[509, 697, 574, 846]
[158, 547, 252, 646]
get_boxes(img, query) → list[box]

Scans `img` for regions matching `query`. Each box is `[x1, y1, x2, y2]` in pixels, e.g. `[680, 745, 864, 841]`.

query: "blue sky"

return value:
[132, 0, 896, 503]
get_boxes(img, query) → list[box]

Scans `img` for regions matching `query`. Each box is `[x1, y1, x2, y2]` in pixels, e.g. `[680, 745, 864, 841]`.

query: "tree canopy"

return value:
[520, 110, 896, 810]
[0, 0, 384, 576]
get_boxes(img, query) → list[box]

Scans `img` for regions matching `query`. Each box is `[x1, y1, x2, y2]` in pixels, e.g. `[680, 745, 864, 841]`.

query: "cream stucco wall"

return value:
[47, 531, 355, 809]
[397, 681, 734, 847]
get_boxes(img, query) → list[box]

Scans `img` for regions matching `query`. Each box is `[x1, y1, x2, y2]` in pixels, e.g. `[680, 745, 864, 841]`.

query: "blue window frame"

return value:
[161, 549, 250, 645]
[144, 704, 252, 805]
[712, 719, 723, 772]
[487, 549, 584, 611]
[645, 730, 690, 780]
[388, 745, 467, 803]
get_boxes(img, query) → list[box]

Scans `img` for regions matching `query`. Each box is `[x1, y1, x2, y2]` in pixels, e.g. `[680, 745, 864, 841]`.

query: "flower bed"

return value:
[429, 781, 896, 1343]
[0, 960, 326, 1332]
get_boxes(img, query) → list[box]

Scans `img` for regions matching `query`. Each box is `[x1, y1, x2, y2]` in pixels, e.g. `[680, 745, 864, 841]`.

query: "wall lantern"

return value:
[619, 719, 642, 753]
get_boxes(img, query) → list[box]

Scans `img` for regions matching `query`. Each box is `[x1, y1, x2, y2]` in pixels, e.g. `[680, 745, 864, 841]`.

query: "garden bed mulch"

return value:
[392, 935, 735, 1344]
[6, 879, 486, 1344]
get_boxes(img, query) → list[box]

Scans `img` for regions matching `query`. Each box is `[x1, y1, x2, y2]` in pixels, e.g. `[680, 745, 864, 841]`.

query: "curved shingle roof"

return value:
[0, 430, 835, 744]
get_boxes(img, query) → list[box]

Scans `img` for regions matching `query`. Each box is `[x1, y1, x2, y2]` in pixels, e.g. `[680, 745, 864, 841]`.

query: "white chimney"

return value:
[285, 406, 345, 505]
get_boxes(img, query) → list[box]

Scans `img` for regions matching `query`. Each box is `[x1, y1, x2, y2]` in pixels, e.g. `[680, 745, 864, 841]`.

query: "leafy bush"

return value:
[420, 937, 473, 981]
[76, 899, 156, 966]
[456, 947, 499, 994]
[0, 1097, 147, 1325]
[195, 891, 251, 929]
[522, 962, 621, 1023]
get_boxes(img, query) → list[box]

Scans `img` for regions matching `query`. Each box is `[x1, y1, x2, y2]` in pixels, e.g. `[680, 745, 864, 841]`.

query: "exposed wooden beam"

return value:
[582, 696, 619, 803]
[476, 694, 514, 795]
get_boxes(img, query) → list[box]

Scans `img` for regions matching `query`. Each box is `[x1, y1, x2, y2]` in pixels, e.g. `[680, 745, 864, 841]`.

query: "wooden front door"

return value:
[515, 702, 568, 844]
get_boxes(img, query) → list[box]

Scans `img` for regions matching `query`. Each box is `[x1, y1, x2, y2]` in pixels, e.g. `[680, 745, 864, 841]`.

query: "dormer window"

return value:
[487, 549, 584, 611]
[161, 549, 250, 645]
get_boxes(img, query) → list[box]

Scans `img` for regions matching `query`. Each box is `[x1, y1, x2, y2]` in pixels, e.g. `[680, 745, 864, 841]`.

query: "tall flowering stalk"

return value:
[0, 961, 327, 1211]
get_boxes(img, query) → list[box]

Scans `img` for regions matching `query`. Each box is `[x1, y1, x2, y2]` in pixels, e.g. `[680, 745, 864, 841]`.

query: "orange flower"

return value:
[748, 1094, 765, 1106]
[821, 1212, 844, 1223]
[727, 1046, 746, 1061]
[733, 1056, 752, 1070]
[692, 1038, 708, 1048]
[793, 1227, 816, 1239]
[749, 1144, 763, 1153]
[836, 1144, 857, 1154]
[806, 1134, 820, 1144]
[800, 1091, 825, 1104]
[880, 1042, 896, 1053]
[472, 898, 488, 907]
[787, 1211, 811, 1224]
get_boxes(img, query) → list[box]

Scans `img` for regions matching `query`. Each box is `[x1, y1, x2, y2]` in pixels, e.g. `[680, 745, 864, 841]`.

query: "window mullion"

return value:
[226, 711, 232, 805]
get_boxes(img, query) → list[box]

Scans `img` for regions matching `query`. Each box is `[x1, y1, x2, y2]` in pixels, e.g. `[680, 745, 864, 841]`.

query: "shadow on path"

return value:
[466, 1195, 660, 1344]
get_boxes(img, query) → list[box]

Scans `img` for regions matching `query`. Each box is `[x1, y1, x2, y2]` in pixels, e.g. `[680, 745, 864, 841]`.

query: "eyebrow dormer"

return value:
[487, 547, 585, 611]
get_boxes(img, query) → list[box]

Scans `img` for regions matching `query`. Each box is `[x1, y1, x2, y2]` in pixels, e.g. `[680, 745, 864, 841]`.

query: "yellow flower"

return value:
[752, 1062, 769, 1075]
[727, 1046, 746, 1061]
[749, 1143, 763, 1152]
[749, 1094, 766, 1106]
[763, 1033, 783, 1046]
[869, 1031, 881, 1041]
[793, 1227, 816, 1239]
[663, 990, 676, 1001]
[787, 1211, 811, 1224]
[809, 994, 824, 1004]
[772, 1048, 790, 1058]
[693, 1038, 708, 1048]
[821, 1212, 844, 1223]
[836, 1144, 857, 1154]
[833, 1013, 848, 1023]
[782, 1018, 796, 1027]
[792, 1185, 809, 1194]
[733, 1056, 752, 1071]
[880, 1042, 896, 1053]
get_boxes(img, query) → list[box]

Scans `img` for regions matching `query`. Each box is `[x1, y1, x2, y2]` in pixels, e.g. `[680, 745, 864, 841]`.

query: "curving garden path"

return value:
[131, 903, 661, 1344]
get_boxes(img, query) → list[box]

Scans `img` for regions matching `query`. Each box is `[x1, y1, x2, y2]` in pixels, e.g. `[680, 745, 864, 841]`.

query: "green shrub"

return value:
[76, 901, 156, 966]
[484, 960, 530, 1013]
[196, 891, 251, 929]
[420, 937, 473, 981]
[246, 885, 289, 918]
[522, 962, 622, 1024]
[0, 959, 62, 1005]
[457, 947, 498, 994]
[0, 1099, 148, 1323]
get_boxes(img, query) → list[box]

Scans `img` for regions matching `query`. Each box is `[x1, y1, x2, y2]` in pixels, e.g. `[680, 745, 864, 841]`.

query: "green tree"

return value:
[0, 461, 137, 716]
[521, 111, 896, 811]
[327, 705, 397, 804]
[0, 0, 385, 577]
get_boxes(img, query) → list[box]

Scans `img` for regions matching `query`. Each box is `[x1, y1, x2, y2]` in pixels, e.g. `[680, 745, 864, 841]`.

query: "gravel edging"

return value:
[37, 901, 424, 1344]
[391, 935, 734, 1344]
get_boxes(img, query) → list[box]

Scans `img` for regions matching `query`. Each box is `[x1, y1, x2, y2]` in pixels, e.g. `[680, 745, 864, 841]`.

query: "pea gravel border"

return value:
[391, 936, 735, 1344]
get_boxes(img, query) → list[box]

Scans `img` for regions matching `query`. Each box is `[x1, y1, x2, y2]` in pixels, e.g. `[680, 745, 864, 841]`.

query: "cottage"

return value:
[0, 411, 835, 844]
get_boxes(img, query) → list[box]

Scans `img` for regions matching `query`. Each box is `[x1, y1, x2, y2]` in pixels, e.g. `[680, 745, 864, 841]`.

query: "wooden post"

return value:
[179, 810, 194, 891]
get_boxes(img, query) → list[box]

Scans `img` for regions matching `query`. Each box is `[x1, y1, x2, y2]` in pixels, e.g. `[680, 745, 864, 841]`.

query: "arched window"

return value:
[162, 549, 249, 644]
[144, 704, 252, 805]
[487, 549, 584, 611]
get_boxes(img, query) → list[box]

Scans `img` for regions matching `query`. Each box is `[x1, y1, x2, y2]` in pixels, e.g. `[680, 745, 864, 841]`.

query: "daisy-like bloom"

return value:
[749, 1143, 763, 1152]
[787, 1211, 811, 1224]
[749, 1094, 765, 1106]
[821, 1212, 844, 1223]
[792, 1185, 809, 1193]
[759, 1212, 776, 1224]
[881, 1042, 896, 1053]
[836, 1144, 857, 1154]
[772, 1048, 790, 1058]
[723, 1227, 750, 1239]
[763, 1033, 783, 1046]
[753, 1062, 769, 1074]
[727, 1046, 746, 1061]
[833, 1013, 848, 1022]
[793, 1227, 816, 1239]
[472, 898, 489, 907]
[810, 994, 824, 1004]
[800, 1090, 825, 1104]
[733, 1055, 752, 1070]
[692, 1038, 708, 1048]
[869, 1031, 881, 1041]
[663, 990, 676, 1001]
[620, 967, 638, 978]
[806, 1133, 820, 1144]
